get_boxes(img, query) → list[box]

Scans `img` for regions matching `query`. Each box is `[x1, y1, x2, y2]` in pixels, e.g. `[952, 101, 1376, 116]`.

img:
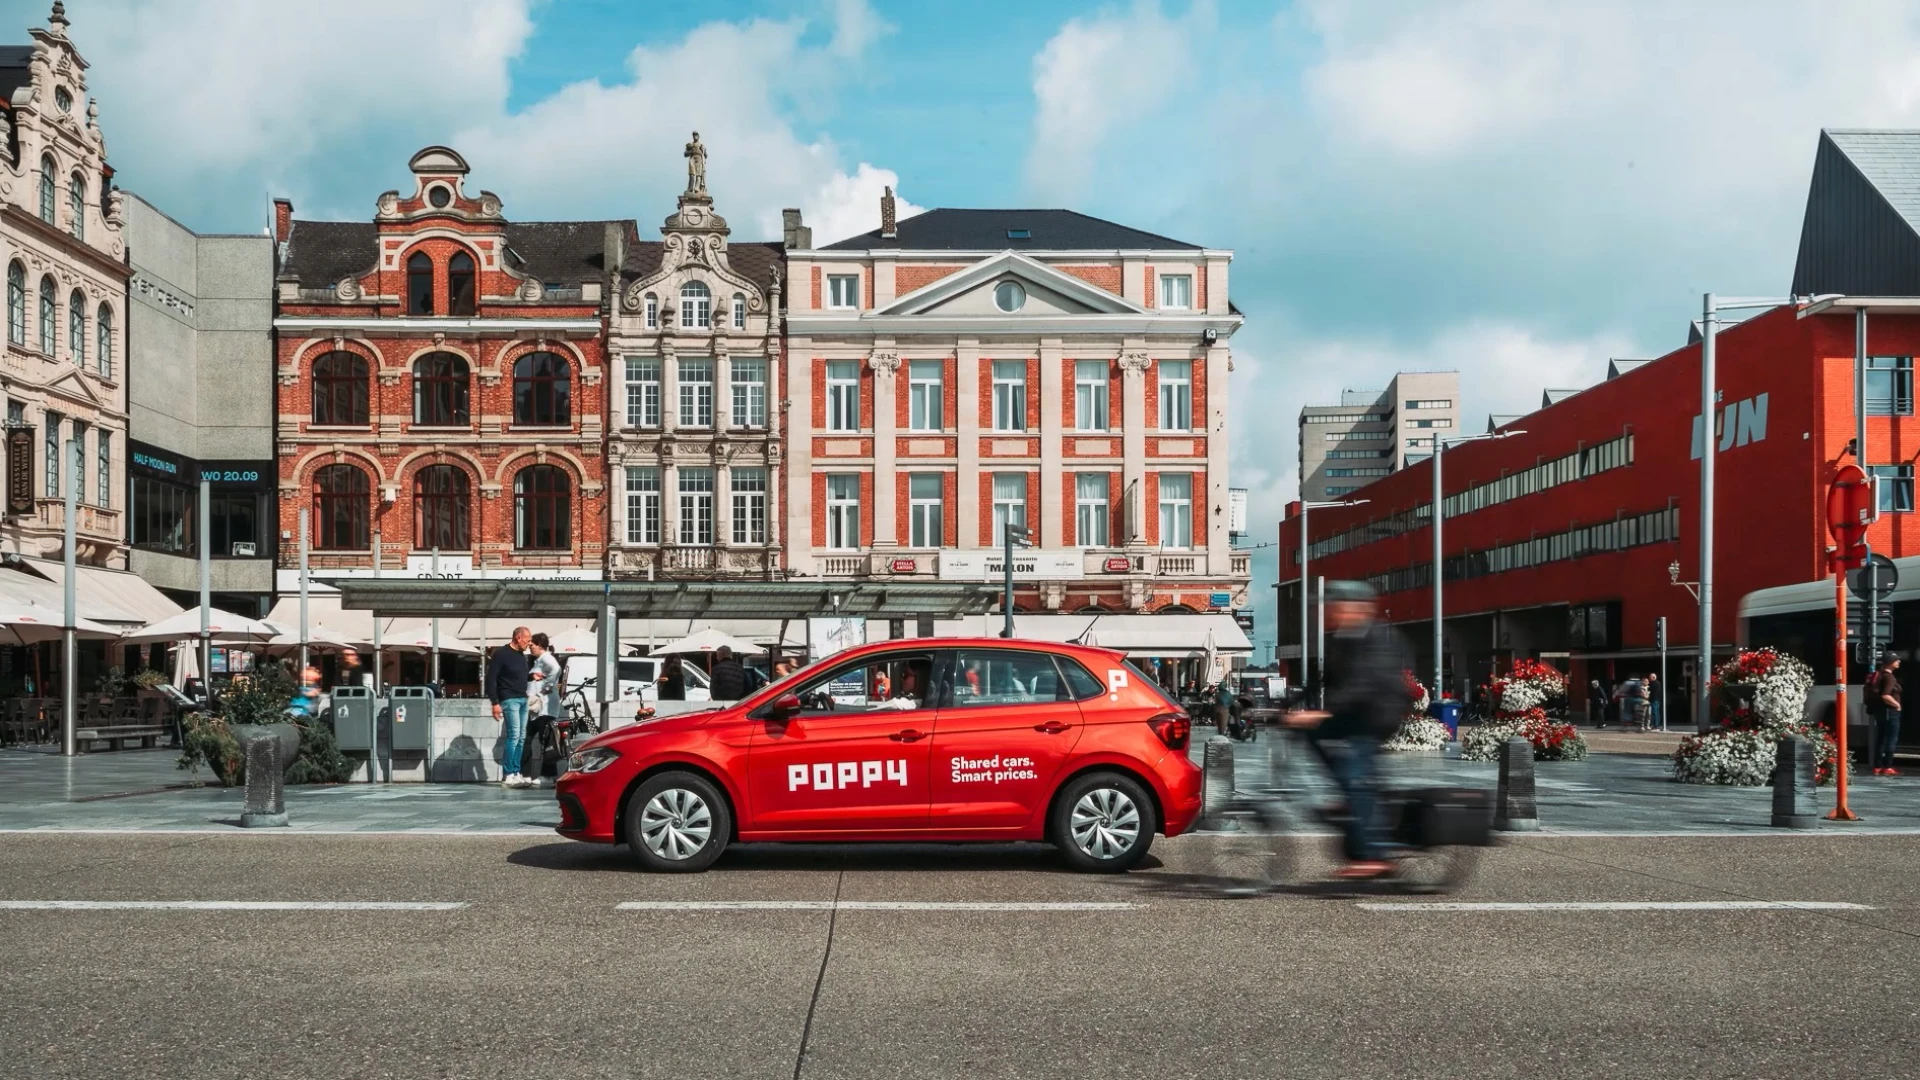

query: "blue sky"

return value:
[18, 0, 1920, 654]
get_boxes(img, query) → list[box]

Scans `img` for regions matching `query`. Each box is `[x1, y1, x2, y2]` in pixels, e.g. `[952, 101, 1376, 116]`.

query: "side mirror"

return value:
[767, 691, 803, 721]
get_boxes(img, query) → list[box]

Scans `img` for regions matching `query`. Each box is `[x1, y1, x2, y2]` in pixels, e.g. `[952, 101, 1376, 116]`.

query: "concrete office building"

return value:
[121, 193, 275, 614]
[1298, 371, 1460, 501]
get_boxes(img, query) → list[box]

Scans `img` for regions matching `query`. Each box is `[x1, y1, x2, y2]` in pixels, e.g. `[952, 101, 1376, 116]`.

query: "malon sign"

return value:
[1690, 392, 1769, 461]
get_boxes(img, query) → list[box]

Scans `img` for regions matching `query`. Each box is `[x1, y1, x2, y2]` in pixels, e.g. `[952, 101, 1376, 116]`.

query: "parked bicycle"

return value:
[1198, 728, 1494, 896]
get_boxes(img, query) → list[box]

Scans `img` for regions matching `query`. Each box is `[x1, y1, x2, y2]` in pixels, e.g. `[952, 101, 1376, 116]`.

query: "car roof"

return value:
[836, 637, 1127, 665]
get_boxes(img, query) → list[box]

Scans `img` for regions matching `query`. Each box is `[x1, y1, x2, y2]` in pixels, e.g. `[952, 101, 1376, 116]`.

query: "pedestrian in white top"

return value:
[522, 632, 565, 788]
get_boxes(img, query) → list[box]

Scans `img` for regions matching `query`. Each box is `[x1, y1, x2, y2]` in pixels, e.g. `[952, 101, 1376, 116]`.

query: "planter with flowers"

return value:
[1385, 671, 1450, 752]
[1672, 648, 1841, 785]
[1461, 659, 1588, 761]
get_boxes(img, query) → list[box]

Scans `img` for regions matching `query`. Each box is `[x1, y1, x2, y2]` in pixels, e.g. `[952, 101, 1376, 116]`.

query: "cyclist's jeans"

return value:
[498, 697, 528, 778]
[1875, 707, 1902, 770]
[1306, 729, 1385, 862]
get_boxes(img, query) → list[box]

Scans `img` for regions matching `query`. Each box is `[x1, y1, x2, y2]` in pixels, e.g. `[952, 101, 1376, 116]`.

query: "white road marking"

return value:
[1357, 900, 1874, 912]
[0, 900, 468, 911]
[616, 900, 1143, 912]
[0, 827, 554, 836]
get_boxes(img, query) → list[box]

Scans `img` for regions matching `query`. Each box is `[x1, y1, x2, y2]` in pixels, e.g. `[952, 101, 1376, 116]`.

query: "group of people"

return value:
[1588, 672, 1663, 730]
[482, 627, 568, 789]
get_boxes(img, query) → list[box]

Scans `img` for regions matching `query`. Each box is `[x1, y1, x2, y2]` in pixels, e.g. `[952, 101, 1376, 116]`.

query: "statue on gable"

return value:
[684, 131, 707, 196]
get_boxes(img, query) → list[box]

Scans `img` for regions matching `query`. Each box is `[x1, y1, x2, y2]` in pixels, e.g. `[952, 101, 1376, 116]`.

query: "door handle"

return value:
[889, 729, 926, 743]
[1034, 721, 1071, 734]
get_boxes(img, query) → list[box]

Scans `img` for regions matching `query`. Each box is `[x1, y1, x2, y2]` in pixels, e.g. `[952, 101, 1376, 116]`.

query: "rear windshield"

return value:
[1124, 660, 1179, 708]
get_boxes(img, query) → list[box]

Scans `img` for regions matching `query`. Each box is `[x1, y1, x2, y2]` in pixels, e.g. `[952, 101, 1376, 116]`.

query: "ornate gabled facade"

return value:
[272, 146, 617, 585]
[0, 2, 129, 567]
[607, 133, 785, 580]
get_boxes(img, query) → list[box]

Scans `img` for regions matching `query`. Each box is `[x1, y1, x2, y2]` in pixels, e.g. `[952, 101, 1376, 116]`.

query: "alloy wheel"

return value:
[639, 788, 713, 861]
[1069, 787, 1142, 860]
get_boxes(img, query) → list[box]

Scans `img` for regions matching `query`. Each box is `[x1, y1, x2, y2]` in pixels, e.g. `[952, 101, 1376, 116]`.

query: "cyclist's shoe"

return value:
[1331, 860, 1394, 880]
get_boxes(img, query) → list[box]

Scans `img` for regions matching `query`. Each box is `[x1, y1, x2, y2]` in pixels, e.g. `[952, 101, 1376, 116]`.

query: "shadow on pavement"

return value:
[508, 839, 1164, 875]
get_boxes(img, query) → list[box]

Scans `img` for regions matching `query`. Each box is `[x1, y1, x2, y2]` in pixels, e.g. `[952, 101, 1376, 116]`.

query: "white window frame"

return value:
[96, 429, 111, 508]
[625, 357, 661, 428]
[991, 359, 1028, 432]
[680, 282, 712, 329]
[907, 360, 943, 432]
[1074, 359, 1109, 431]
[825, 474, 861, 549]
[826, 360, 860, 432]
[1157, 360, 1192, 432]
[731, 467, 768, 544]
[625, 467, 661, 544]
[908, 473, 944, 548]
[1075, 472, 1109, 547]
[1158, 274, 1193, 310]
[678, 357, 713, 428]
[827, 274, 859, 310]
[1158, 473, 1193, 550]
[71, 420, 85, 503]
[678, 466, 715, 545]
[643, 293, 658, 330]
[731, 293, 746, 330]
[991, 472, 1028, 541]
[730, 358, 767, 429]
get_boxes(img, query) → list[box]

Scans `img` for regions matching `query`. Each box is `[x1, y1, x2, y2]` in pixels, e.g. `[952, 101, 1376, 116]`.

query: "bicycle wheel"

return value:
[1391, 844, 1479, 895]
[1196, 798, 1294, 896]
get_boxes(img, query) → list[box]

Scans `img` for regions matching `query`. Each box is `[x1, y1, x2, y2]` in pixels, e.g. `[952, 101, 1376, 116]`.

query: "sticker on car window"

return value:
[1107, 668, 1128, 700]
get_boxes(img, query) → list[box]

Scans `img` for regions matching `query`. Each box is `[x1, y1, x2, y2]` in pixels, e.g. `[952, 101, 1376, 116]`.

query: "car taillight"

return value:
[1148, 712, 1190, 751]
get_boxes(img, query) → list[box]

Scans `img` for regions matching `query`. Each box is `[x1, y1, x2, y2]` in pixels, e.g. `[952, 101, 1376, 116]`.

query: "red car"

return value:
[555, 638, 1201, 873]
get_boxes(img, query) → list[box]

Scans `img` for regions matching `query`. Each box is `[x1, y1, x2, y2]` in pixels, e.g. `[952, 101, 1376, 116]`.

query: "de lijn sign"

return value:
[1690, 392, 1768, 460]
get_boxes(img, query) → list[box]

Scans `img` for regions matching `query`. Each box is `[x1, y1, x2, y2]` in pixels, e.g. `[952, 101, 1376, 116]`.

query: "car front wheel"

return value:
[624, 771, 731, 872]
[1052, 771, 1157, 873]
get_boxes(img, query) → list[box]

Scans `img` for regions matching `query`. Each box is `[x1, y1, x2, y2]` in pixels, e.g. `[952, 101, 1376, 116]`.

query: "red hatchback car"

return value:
[555, 638, 1202, 872]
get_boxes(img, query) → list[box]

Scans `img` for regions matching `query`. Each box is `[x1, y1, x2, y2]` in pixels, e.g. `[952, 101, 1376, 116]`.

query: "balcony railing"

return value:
[1230, 552, 1250, 576]
[820, 555, 865, 577]
[1157, 554, 1198, 576]
[664, 546, 716, 572]
[35, 500, 121, 540]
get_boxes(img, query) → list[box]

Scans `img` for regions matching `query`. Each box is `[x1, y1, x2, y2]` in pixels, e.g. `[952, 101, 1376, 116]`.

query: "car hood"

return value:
[578, 707, 726, 751]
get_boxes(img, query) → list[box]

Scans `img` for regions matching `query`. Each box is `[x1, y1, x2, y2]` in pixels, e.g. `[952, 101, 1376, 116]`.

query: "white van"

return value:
[559, 654, 711, 704]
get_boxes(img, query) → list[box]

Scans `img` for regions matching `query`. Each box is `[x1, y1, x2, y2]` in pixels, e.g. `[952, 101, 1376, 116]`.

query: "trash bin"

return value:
[331, 686, 376, 751]
[388, 686, 435, 752]
[1431, 699, 1463, 739]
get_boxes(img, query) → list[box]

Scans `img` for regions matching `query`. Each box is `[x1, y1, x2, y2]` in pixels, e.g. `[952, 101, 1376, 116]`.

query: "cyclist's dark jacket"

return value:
[1322, 620, 1413, 739]
[709, 657, 748, 701]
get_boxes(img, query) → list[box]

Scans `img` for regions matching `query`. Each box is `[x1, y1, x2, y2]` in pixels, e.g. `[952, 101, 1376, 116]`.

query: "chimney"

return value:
[880, 186, 897, 239]
[782, 207, 811, 251]
[272, 198, 294, 244]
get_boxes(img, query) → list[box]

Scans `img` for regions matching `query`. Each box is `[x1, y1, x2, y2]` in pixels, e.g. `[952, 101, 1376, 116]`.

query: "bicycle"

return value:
[1197, 726, 1493, 897]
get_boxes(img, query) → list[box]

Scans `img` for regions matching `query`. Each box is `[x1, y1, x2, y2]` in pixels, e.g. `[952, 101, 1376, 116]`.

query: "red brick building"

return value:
[271, 147, 621, 585]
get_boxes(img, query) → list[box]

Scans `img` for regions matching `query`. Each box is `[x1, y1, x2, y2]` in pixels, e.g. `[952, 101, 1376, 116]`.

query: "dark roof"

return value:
[0, 45, 34, 104]
[620, 238, 785, 289]
[280, 218, 625, 287]
[1791, 129, 1920, 297]
[821, 208, 1201, 251]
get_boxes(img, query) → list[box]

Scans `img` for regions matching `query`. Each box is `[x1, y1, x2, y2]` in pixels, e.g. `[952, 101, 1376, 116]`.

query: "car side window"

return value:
[1056, 657, 1106, 701]
[793, 652, 939, 716]
[947, 649, 1072, 708]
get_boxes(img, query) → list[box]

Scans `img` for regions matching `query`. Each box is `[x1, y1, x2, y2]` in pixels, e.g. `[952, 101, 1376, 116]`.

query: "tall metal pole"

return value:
[1299, 500, 1310, 693]
[60, 435, 77, 757]
[1432, 438, 1444, 702]
[371, 530, 383, 695]
[430, 547, 441, 686]
[1696, 293, 1717, 730]
[198, 475, 211, 702]
[1001, 524, 1014, 639]
[297, 506, 310, 674]
[1658, 616, 1668, 732]
[1857, 307, 1871, 676]
[1315, 575, 1326, 709]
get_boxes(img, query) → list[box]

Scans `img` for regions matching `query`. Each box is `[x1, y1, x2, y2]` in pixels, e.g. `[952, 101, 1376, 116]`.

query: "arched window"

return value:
[406, 251, 434, 315]
[311, 351, 370, 425]
[312, 464, 370, 551]
[731, 293, 746, 330]
[413, 465, 470, 551]
[68, 172, 84, 240]
[37, 275, 54, 353]
[643, 293, 658, 330]
[95, 303, 112, 377]
[37, 155, 54, 223]
[6, 263, 23, 345]
[412, 352, 470, 426]
[447, 251, 475, 316]
[512, 351, 570, 426]
[68, 290, 84, 366]
[680, 281, 711, 329]
[514, 465, 571, 551]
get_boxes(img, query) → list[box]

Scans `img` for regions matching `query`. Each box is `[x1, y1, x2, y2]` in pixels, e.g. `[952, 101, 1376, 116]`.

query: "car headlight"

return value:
[566, 747, 621, 774]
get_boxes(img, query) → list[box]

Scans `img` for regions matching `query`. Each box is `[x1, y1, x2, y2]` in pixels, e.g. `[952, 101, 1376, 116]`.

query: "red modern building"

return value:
[1280, 129, 1920, 721]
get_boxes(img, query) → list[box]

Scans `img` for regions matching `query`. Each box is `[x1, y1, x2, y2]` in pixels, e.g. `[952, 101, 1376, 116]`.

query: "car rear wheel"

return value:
[624, 771, 731, 873]
[1052, 771, 1157, 873]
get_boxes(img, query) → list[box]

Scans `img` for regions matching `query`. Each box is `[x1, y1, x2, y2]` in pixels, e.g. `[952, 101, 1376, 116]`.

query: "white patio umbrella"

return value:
[543, 626, 601, 657]
[263, 623, 364, 654]
[0, 602, 122, 646]
[651, 626, 764, 656]
[171, 641, 200, 687]
[121, 606, 279, 647]
[379, 623, 481, 656]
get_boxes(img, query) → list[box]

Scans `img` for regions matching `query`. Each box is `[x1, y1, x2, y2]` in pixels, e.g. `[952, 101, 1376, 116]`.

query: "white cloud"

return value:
[801, 163, 926, 249]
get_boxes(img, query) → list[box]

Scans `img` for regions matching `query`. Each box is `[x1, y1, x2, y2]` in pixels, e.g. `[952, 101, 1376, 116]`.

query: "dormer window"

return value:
[53, 87, 71, 113]
[427, 185, 452, 209]
[37, 156, 54, 224]
[448, 251, 475, 315]
[731, 293, 746, 330]
[643, 293, 658, 330]
[407, 252, 433, 315]
[1006, 229, 1030, 240]
[680, 281, 711, 329]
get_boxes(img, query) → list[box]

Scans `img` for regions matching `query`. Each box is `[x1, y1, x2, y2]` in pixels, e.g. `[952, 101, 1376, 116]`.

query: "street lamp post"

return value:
[1000, 522, 1032, 638]
[1296, 497, 1368, 699]
[1429, 430, 1524, 703]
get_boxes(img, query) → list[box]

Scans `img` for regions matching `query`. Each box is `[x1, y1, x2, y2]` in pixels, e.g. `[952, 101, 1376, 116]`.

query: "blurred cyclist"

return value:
[1283, 580, 1414, 880]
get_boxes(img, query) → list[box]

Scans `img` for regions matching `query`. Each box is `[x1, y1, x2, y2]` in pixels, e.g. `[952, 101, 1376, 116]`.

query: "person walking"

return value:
[523, 632, 564, 787]
[1214, 677, 1235, 731]
[1645, 671, 1663, 731]
[1870, 653, 1903, 776]
[485, 626, 534, 789]
[1588, 679, 1610, 727]
[709, 645, 747, 701]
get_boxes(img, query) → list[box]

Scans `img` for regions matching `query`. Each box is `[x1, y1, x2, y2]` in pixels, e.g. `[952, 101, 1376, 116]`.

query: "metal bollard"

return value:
[1201, 735, 1235, 828]
[1771, 733, 1818, 829]
[1495, 737, 1539, 832]
[241, 736, 288, 828]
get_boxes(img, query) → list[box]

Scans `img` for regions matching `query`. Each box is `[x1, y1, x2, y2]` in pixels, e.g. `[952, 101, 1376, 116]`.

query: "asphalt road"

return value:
[2, 832, 1917, 1079]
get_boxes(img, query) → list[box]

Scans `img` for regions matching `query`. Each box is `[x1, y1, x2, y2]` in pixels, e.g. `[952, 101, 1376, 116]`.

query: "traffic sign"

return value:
[1847, 552, 1899, 601]
[1826, 464, 1874, 569]
[1654, 616, 1667, 651]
